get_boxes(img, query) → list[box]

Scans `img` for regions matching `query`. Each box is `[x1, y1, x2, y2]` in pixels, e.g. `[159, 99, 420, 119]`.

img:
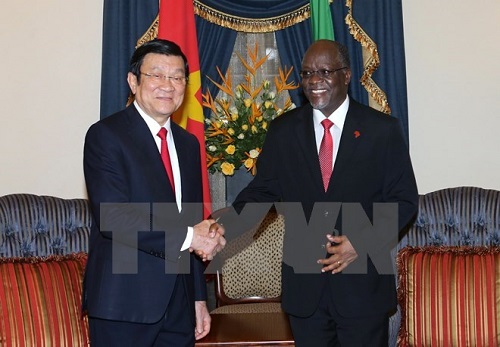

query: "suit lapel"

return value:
[329, 102, 363, 190]
[124, 106, 176, 199]
[294, 105, 325, 193]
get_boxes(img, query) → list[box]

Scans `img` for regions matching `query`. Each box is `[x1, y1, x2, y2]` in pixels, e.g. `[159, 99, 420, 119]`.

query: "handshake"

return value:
[189, 218, 226, 261]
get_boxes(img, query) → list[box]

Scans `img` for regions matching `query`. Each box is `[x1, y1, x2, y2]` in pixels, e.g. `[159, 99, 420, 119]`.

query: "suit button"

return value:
[324, 211, 329, 217]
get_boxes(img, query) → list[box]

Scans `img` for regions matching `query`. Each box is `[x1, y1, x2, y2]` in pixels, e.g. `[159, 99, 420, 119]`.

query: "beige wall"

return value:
[403, 0, 500, 193]
[1, 1, 499, 198]
[0, 1, 103, 198]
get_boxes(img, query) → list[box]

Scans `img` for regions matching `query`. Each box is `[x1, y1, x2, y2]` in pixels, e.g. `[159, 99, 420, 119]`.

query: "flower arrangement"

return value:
[203, 44, 299, 176]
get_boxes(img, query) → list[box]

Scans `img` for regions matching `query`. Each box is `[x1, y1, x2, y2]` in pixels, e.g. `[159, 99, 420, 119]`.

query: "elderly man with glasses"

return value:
[223, 39, 418, 346]
[83, 39, 225, 347]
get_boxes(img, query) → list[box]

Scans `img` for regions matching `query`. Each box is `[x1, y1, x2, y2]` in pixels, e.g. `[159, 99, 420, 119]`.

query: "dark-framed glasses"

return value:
[140, 72, 187, 85]
[299, 67, 347, 79]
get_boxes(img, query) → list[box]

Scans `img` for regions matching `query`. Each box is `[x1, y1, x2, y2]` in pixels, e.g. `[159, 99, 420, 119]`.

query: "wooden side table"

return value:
[196, 312, 294, 346]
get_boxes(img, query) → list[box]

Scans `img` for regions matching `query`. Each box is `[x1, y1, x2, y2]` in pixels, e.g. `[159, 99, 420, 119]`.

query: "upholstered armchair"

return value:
[0, 194, 90, 257]
[399, 186, 500, 249]
[392, 186, 500, 347]
[0, 194, 91, 346]
[211, 210, 284, 314]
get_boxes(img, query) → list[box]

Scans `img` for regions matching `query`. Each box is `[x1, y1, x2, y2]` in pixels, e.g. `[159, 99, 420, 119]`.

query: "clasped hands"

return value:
[189, 222, 359, 269]
[189, 219, 226, 261]
[317, 234, 358, 274]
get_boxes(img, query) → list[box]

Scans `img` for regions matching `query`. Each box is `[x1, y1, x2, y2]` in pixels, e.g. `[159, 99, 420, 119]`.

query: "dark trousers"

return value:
[89, 276, 194, 347]
[288, 283, 389, 347]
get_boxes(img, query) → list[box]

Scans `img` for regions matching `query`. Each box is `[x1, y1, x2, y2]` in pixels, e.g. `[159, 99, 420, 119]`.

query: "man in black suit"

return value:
[83, 39, 225, 346]
[229, 40, 418, 346]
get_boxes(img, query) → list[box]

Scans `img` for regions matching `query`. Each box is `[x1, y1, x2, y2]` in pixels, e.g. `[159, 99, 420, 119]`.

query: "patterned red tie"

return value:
[319, 119, 334, 191]
[157, 127, 175, 193]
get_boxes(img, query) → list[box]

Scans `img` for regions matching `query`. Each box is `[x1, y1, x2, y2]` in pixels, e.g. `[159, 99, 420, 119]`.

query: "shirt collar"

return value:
[312, 96, 349, 131]
[134, 100, 171, 137]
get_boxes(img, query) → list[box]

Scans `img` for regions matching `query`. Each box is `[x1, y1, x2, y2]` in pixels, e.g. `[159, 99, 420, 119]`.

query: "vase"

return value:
[209, 168, 253, 210]
[225, 168, 253, 206]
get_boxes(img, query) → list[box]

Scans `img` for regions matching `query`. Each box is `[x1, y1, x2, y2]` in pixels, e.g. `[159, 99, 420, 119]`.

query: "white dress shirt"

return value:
[312, 96, 349, 171]
[134, 101, 193, 250]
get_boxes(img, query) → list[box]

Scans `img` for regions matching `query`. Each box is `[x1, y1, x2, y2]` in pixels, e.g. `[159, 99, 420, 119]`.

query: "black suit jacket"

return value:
[83, 104, 206, 324]
[233, 99, 418, 318]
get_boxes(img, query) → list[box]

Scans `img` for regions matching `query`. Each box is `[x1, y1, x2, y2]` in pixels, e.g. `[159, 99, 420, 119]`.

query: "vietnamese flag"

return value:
[158, 0, 211, 218]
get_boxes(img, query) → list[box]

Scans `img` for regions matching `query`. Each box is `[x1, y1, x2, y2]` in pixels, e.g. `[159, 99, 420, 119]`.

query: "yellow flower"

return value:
[251, 125, 258, 133]
[244, 98, 252, 108]
[243, 149, 261, 175]
[264, 100, 273, 109]
[228, 128, 235, 135]
[243, 158, 254, 169]
[262, 121, 268, 130]
[242, 124, 249, 131]
[256, 116, 263, 122]
[225, 145, 236, 155]
[221, 162, 235, 175]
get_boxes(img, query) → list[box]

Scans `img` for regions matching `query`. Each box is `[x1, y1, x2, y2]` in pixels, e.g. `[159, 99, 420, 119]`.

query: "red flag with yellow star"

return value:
[158, 0, 211, 218]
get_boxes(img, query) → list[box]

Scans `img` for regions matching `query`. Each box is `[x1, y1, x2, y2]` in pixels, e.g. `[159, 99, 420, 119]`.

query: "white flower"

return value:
[208, 145, 217, 152]
[249, 149, 260, 159]
[237, 133, 245, 139]
[235, 86, 243, 99]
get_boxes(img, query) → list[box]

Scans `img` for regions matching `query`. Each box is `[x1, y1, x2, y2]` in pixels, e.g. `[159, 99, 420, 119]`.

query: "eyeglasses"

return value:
[299, 67, 347, 79]
[140, 72, 187, 85]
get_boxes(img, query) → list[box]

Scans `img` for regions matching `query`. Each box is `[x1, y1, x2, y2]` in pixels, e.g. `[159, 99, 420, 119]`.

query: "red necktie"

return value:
[157, 127, 175, 193]
[319, 119, 334, 191]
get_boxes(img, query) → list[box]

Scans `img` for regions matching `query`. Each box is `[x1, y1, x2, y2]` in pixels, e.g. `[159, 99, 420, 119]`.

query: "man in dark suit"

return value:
[228, 40, 418, 346]
[83, 39, 225, 346]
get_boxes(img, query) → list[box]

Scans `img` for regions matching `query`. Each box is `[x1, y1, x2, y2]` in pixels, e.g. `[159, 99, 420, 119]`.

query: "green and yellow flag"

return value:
[310, 0, 335, 41]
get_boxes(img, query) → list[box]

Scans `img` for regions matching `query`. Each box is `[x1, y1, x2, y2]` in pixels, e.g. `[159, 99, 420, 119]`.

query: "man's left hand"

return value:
[194, 301, 211, 340]
[317, 234, 358, 274]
